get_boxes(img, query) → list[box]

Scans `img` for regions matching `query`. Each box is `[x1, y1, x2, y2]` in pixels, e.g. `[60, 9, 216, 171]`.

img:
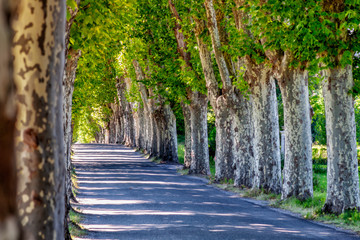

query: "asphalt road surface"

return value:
[72, 144, 360, 240]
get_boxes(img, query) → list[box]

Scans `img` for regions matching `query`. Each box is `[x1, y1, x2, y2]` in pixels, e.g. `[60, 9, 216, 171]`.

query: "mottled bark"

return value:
[194, 17, 235, 181]
[214, 96, 234, 181]
[124, 78, 136, 147]
[116, 77, 135, 147]
[12, 0, 66, 238]
[110, 103, 122, 144]
[0, 0, 21, 238]
[104, 122, 110, 144]
[189, 92, 210, 175]
[322, 65, 360, 214]
[232, 90, 255, 188]
[204, 0, 233, 93]
[279, 68, 313, 200]
[153, 106, 165, 158]
[109, 104, 117, 144]
[136, 104, 146, 149]
[251, 73, 281, 193]
[133, 60, 158, 156]
[169, 2, 208, 169]
[181, 103, 191, 168]
[132, 105, 140, 148]
[63, 1, 80, 237]
[62, 48, 80, 240]
[163, 105, 178, 162]
[194, 18, 218, 109]
[232, 2, 280, 192]
[204, 1, 241, 181]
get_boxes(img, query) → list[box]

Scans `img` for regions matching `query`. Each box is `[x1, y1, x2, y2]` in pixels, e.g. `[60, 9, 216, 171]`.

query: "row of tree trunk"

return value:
[95, 63, 179, 164]
[93, 0, 360, 215]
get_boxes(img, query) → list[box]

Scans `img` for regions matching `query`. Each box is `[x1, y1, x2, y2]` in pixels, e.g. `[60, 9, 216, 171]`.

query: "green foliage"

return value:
[340, 209, 360, 224]
[312, 145, 328, 165]
[207, 108, 216, 158]
[71, 0, 137, 142]
[243, 0, 360, 71]
[312, 145, 360, 165]
[355, 97, 360, 143]
[275, 82, 284, 130]
[177, 135, 185, 165]
[309, 83, 327, 144]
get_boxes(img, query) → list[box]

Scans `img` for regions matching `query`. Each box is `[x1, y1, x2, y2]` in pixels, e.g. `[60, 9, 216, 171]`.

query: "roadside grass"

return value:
[176, 136, 360, 233]
[69, 209, 87, 238]
[178, 135, 185, 165]
[150, 156, 162, 164]
[177, 135, 216, 175]
[71, 168, 79, 198]
[177, 168, 189, 175]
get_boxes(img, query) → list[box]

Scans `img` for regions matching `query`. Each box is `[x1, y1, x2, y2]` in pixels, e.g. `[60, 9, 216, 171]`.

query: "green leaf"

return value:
[67, 0, 77, 11]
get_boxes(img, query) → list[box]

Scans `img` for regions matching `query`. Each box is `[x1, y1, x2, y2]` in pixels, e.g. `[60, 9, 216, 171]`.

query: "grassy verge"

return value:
[177, 135, 216, 175]
[71, 168, 79, 198]
[177, 135, 185, 165]
[69, 167, 87, 238]
[69, 209, 87, 238]
[177, 136, 360, 233]
[212, 168, 360, 233]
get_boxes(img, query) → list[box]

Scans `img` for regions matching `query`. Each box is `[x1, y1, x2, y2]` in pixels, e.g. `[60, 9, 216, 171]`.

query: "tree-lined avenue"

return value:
[72, 144, 359, 240]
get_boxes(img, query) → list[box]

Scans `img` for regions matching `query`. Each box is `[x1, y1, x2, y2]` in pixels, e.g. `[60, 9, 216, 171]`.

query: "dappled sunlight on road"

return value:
[72, 144, 359, 240]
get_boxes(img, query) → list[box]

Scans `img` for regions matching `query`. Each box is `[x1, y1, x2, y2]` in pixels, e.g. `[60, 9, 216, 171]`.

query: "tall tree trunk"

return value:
[169, 1, 208, 170]
[136, 104, 145, 149]
[62, 48, 80, 240]
[63, 0, 80, 236]
[116, 77, 135, 147]
[104, 122, 110, 144]
[153, 106, 164, 158]
[133, 109, 139, 148]
[195, 19, 236, 181]
[232, 90, 255, 188]
[189, 92, 210, 175]
[163, 104, 178, 162]
[12, 0, 66, 238]
[124, 78, 136, 147]
[279, 68, 313, 200]
[181, 103, 191, 168]
[0, 0, 21, 238]
[205, 0, 241, 181]
[232, 4, 281, 192]
[214, 96, 234, 181]
[148, 106, 159, 157]
[251, 73, 281, 193]
[322, 65, 360, 214]
[133, 60, 158, 156]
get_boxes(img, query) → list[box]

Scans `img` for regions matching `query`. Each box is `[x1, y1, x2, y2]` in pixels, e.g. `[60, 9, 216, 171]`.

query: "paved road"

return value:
[72, 144, 359, 240]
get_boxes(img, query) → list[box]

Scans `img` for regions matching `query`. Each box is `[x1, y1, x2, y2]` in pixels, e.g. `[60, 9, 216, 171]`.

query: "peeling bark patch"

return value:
[38, 0, 48, 56]
[13, 34, 33, 55]
[18, 59, 41, 80]
[17, 95, 27, 106]
[31, 191, 43, 206]
[24, 23, 33, 30]
[21, 110, 33, 127]
[38, 23, 47, 55]
[23, 128, 38, 149]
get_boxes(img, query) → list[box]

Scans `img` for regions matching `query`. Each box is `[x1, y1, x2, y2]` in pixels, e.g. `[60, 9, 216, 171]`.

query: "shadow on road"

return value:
[71, 144, 359, 240]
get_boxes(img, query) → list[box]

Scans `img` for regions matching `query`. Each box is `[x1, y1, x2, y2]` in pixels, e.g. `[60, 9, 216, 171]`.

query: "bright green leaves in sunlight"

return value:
[71, 0, 137, 143]
[243, 0, 360, 71]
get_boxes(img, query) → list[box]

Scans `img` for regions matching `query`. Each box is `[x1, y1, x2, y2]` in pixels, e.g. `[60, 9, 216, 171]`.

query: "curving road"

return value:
[72, 144, 359, 240]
